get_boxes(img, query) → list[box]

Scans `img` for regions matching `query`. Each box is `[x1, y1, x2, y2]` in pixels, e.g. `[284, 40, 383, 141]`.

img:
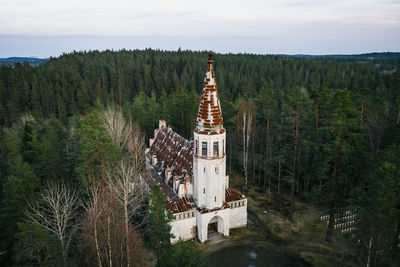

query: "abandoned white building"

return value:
[142, 54, 247, 243]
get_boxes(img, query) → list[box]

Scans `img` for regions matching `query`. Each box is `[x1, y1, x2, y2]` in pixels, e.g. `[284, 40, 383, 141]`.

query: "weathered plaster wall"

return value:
[229, 201, 247, 228]
[170, 211, 197, 243]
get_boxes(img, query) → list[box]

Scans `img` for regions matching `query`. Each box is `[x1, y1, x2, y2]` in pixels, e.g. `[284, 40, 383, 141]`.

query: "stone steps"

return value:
[206, 232, 227, 244]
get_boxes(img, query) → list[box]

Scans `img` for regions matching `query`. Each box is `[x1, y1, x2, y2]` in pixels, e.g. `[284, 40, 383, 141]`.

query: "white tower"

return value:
[193, 54, 227, 210]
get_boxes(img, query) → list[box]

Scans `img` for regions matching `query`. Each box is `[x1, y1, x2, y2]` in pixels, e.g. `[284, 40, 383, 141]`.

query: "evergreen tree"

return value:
[13, 222, 63, 266]
[0, 130, 40, 263]
[147, 184, 173, 263]
[158, 240, 204, 267]
[74, 112, 121, 189]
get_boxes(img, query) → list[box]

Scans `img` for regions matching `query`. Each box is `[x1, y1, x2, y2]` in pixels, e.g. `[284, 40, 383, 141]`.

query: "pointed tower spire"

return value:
[195, 53, 224, 134]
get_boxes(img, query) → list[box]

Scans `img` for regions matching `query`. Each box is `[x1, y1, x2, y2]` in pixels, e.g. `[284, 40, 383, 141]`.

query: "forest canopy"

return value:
[0, 49, 399, 266]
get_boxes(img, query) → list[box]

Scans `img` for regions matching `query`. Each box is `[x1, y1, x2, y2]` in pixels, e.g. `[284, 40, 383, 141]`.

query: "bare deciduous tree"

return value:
[98, 107, 147, 267]
[237, 99, 256, 191]
[100, 107, 145, 170]
[25, 181, 79, 265]
[106, 162, 147, 267]
[81, 184, 145, 267]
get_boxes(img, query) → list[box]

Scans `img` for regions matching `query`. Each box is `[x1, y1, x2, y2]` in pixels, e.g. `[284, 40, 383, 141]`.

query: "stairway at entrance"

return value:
[206, 232, 227, 244]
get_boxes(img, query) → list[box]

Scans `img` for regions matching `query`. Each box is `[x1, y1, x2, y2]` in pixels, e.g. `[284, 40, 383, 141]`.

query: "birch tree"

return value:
[81, 185, 145, 267]
[237, 99, 256, 191]
[100, 107, 145, 171]
[106, 162, 147, 267]
[100, 107, 147, 267]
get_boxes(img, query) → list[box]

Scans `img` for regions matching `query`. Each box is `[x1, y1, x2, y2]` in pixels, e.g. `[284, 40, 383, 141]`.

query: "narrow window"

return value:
[179, 214, 181, 219]
[222, 139, 225, 154]
[213, 141, 219, 157]
[195, 139, 198, 154]
[215, 196, 216, 202]
[203, 188, 205, 194]
[192, 212, 194, 217]
[202, 142, 207, 157]
[204, 167, 205, 172]
[183, 213, 185, 219]
[235, 202, 237, 208]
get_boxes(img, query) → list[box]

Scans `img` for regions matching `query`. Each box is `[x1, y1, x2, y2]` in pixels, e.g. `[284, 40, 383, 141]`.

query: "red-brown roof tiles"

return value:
[196, 54, 224, 132]
[146, 126, 193, 178]
[225, 187, 244, 202]
[141, 170, 195, 213]
[166, 196, 196, 214]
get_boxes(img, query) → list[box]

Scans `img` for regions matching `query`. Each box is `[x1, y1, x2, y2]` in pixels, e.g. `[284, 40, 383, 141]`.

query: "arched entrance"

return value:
[207, 216, 225, 240]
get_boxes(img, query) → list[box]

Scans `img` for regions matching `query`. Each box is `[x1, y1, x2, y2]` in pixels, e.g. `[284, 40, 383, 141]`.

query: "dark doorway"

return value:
[208, 222, 217, 233]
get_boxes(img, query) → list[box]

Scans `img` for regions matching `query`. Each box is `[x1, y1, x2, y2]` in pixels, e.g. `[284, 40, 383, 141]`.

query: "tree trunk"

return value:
[229, 136, 232, 177]
[100, 149, 105, 188]
[295, 106, 300, 194]
[360, 104, 365, 126]
[258, 128, 262, 185]
[277, 158, 281, 195]
[289, 106, 300, 220]
[325, 136, 343, 242]
[94, 219, 103, 267]
[252, 136, 255, 184]
[316, 102, 319, 135]
[107, 213, 112, 267]
[289, 171, 295, 221]
[124, 204, 130, 267]
[370, 229, 380, 267]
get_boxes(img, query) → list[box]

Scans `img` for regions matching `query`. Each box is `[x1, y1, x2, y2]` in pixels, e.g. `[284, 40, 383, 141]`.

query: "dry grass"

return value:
[243, 183, 357, 266]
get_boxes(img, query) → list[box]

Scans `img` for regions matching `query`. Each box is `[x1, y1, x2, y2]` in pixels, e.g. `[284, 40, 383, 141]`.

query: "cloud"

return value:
[0, 0, 398, 55]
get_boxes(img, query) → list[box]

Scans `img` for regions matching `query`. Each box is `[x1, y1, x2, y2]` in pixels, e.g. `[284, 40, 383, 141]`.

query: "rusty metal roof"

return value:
[141, 170, 195, 213]
[196, 54, 224, 133]
[225, 187, 244, 202]
[146, 126, 193, 177]
[141, 170, 176, 200]
[167, 196, 196, 214]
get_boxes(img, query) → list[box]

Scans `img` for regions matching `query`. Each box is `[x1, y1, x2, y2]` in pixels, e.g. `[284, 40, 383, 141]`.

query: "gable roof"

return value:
[146, 126, 193, 177]
[141, 170, 195, 213]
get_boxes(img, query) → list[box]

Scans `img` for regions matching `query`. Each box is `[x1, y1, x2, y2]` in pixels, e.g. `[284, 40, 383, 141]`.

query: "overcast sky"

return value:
[0, 0, 399, 57]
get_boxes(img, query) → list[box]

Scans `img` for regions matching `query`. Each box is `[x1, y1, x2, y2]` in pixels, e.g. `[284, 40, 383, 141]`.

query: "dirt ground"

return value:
[199, 172, 359, 266]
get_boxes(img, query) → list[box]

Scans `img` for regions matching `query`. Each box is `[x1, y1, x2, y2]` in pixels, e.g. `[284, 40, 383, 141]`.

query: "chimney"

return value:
[159, 120, 167, 129]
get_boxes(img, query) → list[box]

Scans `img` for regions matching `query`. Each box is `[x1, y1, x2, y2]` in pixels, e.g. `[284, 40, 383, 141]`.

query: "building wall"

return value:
[197, 208, 230, 243]
[170, 210, 197, 243]
[229, 200, 247, 228]
[193, 131, 227, 209]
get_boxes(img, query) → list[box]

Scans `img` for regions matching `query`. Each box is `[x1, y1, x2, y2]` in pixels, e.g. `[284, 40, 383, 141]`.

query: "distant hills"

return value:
[284, 52, 400, 59]
[0, 52, 399, 67]
[0, 57, 47, 67]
